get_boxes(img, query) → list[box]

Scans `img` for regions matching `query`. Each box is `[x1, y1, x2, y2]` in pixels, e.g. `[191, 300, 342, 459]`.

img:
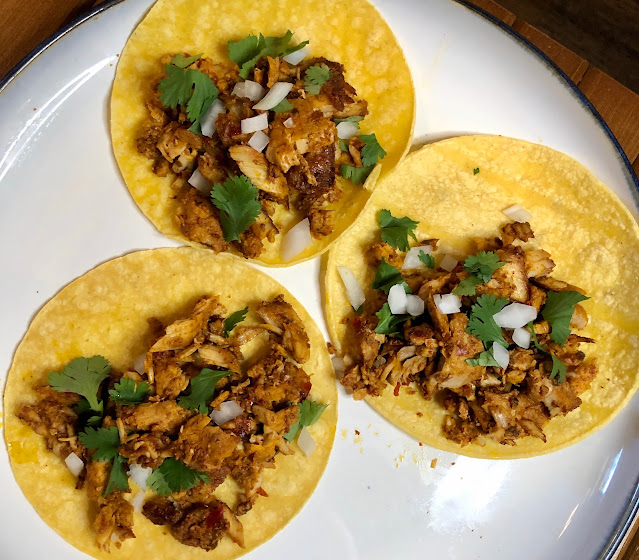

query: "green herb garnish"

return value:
[147, 458, 210, 496]
[48, 356, 110, 414]
[378, 209, 418, 251]
[272, 99, 293, 113]
[108, 378, 150, 406]
[340, 164, 374, 185]
[374, 303, 409, 336]
[466, 348, 500, 367]
[372, 258, 410, 294]
[360, 133, 387, 167]
[541, 291, 589, 346]
[79, 426, 120, 461]
[473, 167, 480, 175]
[466, 294, 509, 348]
[304, 64, 331, 95]
[284, 400, 327, 442]
[177, 368, 232, 414]
[210, 175, 261, 242]
[224, 307, 249, 336]
[528, 322, 567, 383]
[104, 454, 130, 496]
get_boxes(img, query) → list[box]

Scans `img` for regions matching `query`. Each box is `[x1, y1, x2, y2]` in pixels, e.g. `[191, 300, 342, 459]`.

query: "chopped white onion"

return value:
[65, 452, 84, 477]
[241, 113, 269, 134]
[512, 327, 531, 349]
[253, 82, 293, 111]
[297, 427, 316, 456]
[503, 204, 533, 223]
[281, 218, 311, 261]
[283, 117, 295, 128]
[331, 356, 345, 379]
[131, 491, 146, 513]
[336, 121, 359, 140]
[133, 353, 146, 376]
[492, 342, 510, 369]
[283, 46, 310, 65]
[210, 401, 243, 425]
[188, 168, 212, 193]
[128, 463, 152, 490]
[406, 295, 425, 317]
[440, 254, 458, 272]
[493, 303, 538, 329]
[337, 266, 366, 310]
[248, 130, 270, 152]
[388, 284, 408, 315]
[232, 80, 265, 101]
[434, 294, 462, 314]
[402, 246, 433, 270]
[200, 98, 226, 137]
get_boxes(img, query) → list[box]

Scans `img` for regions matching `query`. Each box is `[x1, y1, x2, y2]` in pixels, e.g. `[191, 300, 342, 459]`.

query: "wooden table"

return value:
[1, 0, 639, 557]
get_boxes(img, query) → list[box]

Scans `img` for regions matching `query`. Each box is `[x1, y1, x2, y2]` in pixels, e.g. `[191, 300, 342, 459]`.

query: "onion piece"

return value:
[493, 303, 537, 329]
[200, 98, 226, 137]
[406, 295, 425, 316]
[283, 117, 294, 128]
[133, 353, 146, 375]
[130, 491, 146, 513]
[440, 254, 458, 272]
[402, 246, 433, 270]
[188, 168, 212, 193]
[128, 463, 152, 490]
[283, 46, 310, 65]
[210, 401, 243, 426]
[336, 121, 359, 140]
[241, 113, 268, 134]
[492, 342, 510, 369]
[281, 218, 311, 261]
[297, 427, 316, 457]
[434, 294, 461, 314]
[503, 204, 533, 223]
[337, 266, 365, 310]
[248, 130, 269, 152]
[388, 284, 408, 314]
[253, 82, 293, 111]
[331, 356, 345, 380]
[65, 452, 84, 477]
[232, 80, 265, 101]
[513, 327, 531, 349]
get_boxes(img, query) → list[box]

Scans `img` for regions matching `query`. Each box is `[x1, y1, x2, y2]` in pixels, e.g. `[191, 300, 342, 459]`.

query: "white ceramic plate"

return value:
[1, 1, 638, 558]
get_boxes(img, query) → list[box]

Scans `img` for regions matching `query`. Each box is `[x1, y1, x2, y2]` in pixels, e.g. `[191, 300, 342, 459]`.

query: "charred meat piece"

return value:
[256, 295, 310, 363]
[176, 188, 228, 253]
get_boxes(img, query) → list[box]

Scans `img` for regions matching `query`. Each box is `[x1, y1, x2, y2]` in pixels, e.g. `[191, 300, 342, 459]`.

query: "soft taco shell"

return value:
[325, 135, 639, 459]
[111, 0, 414, 266]
[4, 247, 337, 559]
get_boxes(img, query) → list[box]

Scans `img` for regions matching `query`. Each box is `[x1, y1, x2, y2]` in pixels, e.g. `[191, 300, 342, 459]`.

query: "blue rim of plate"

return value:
[0, 0, 638, 558]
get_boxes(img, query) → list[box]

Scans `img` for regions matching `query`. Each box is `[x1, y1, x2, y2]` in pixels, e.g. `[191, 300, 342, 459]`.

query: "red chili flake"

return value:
[418, 442, 423, 446]
[256, 487, 269, 497]
[393, 382, 401, 396]
[352, 317, 362, 330]
[205, 506, 224, 528]
[451, 462, 456, 466]
[354, 430, 360, 435]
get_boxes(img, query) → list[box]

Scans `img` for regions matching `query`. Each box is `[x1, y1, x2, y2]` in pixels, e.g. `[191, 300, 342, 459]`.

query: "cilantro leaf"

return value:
[108, 378, 150, 406]
[210, 175, 261, 242]
[178, 368, 232, 414]
[228, 31, 308, 79]
[73, 399, 103, 427]
[466, 294, 509, 348]
[453, 275, 483, 296]
[375, 303, 409, 336]
[466, 348, 500, 367]
[541, 291, 589, 346]
[284, 400, 327, 442]
[378, 209, 418, 251]
[304, 64, 331, 95]
[339, 140, 349, 152]
[340, 164, 375, 185]
[360, 133, 387, 167]
[418, 252, 435, 268]
[147, 458, 210, 496]
[334, 116, 364, 124]
[48, 356, 110, 413]
[272, 98, 293, 113]
[372, 258, 410, 294]
[528, 322, 567, 384]
[171, 53, 202, 69]
[464, 251, 504, 283]
[224, 307, 248, 336]
[473, 167, 480, 175]
[79, 426, 120, 462]
[186, 71, 219, 134]
[104, 454, 130, 496]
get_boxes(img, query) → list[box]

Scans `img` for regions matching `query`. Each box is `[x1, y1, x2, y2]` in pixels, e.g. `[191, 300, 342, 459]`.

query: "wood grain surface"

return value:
[0, 0, 638, 558]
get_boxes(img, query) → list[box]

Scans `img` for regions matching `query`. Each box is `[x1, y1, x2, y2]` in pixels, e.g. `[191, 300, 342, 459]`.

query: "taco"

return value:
[324, 135, 639, 459]
[111, 0, 414, 266]
[4, 248, 336, 559]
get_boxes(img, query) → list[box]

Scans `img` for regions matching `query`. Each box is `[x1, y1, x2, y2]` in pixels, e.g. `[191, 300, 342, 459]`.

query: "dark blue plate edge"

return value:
[1, 0, 638, 558]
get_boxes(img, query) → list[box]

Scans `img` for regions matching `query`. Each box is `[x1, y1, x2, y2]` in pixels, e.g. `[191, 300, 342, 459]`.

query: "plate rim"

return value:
[0, 0, 637, 558]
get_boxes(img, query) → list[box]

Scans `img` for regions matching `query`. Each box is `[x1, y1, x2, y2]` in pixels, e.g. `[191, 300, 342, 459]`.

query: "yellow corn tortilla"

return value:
[325, 135, 639, 459]
[4, 247, 337, 559]
[111, 0, 415, 266]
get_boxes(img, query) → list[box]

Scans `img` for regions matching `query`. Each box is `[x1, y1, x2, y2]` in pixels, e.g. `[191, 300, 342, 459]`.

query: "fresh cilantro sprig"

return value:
[171, 53, 203, 68]
[372, 258, 410, 294]
[49, 356, 110, 413]
[453, 275, 483, 296]
[466, 348, 500, 367]
[473, 167, 480, 175]
[79, 426, 120, 461]
[378, 209, 418, 251]
[360, 134, 387, 167]
[73, 399, 103, 428]
[147, 458, 210, 496]
[284, 400, 327, 442]
[374, 303, 409, 336]
[210, 175, 261, 242]
[541, 291, 589, 346]
[339, 140, 349, 152]
[466, 294, 509, 348]
[108, 378, 150, 406]
[334, 116, 364, 124]
[272, 99, 293, 113]
[418, 252, 435, 268]
[104, 455, 130, 496]
[529, 322, 567, 382]
[304, 64, 331, 95]
[453, 251, 504, 296]
[340, 163, 374, 185]
[228, 31, 308, 79]
[224, 307, 248, 336]
[178, 368, 231, 414]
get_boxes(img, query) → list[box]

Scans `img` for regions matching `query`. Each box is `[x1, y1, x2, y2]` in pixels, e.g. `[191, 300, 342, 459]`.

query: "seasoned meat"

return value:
[477, 246, 529, 302]
[119, 401, 192, 434]
[234, 212, 278, 259]
[501, 221, 534, 245]
[287, 144, 335, 196]
[256, 295, 310, 363]
[437, 314, 485, 389]
[176, 188, 228, 252]
[85, 459, 110, 502]
[195, 344, 241, 373]
[170, 502, 244, 551]
[119, 432, 171, 469]
[94, 492, 135, 551]
[229, 145, 288, 201]
[151, 353, 189, 400]
[157, 122, 202, 172]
